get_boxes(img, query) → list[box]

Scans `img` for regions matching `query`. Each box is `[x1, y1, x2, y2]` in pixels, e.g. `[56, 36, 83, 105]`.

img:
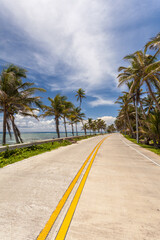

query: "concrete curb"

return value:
[0, 135, 95, 153]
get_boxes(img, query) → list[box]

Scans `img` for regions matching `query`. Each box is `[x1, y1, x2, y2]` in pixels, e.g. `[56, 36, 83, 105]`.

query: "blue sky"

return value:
[0, 0, 160, 132]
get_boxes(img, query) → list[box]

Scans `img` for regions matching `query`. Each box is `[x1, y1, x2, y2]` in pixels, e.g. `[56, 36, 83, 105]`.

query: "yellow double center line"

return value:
[37, 136, 108, 240]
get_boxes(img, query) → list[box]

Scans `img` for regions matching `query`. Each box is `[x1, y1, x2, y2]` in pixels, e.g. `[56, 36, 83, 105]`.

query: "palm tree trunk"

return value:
[15, 124, 23, 143]
[63, 117, 67, 137]
[75, 123, 78, 136]
[81, 120, 85, 135]
[71, 123, 74, 136]
[80, 98, 82, 108]
[135, 96, 139, 143]
[126, 111, 134, 138]
[146, 80, 160, 111]
[124, 119, 126, 135]
[3, 104, 7, 145]
[11, 117, 20, 144]
[55, 117, 60, 138]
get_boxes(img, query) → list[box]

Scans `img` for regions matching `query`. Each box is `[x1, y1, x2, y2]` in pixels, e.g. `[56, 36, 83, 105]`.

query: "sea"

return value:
[0, 132, 87, 145]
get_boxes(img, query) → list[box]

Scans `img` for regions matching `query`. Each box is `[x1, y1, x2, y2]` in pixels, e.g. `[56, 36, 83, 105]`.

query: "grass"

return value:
[123, 135, 160, 156]
[0, 135, 98, 168]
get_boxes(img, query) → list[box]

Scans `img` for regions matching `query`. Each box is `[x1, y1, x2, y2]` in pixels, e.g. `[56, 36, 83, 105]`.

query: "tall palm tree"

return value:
[118, 50, 160, 142]
[61, 100, 73, 137]
[87, 118, 93, 135]
[71, 107, 85, 136]
[44, 94, 66, 138]
[68, 113, 75, 136]
[82, 123, 88, 135]
[115, 93, 135, 138]
[91, 120, 97, 134]
[75, 88, 86, 107]
[0, 64, 45, 144]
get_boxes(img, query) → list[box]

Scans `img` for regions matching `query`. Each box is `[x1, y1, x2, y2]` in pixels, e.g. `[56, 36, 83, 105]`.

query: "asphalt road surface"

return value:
[0, 133, 160, 240]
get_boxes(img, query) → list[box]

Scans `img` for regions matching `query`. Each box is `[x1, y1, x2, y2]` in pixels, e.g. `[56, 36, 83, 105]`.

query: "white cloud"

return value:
[89, 95, 115, 107]
[0, 0, 159, 93]
[98, 116, 116, 125]
[13, 114, 84, 132]
[0, 0, 121, 92]
[14, 114, 56, 131]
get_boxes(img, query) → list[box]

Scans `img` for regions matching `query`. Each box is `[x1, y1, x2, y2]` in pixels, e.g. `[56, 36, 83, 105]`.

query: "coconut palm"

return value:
[115, 93, 135, 138]
[0, 64, 45, 144]
[140, 108, 160, 147]
[71, 107, 85, 136]
[82, 123, 88, 135]
[61, 98, 73, 137]
[44, 94, 66, 138]
[118, 50, 160, 142]
[107, 124, 116, 133]
[87, 118, 93, 135]
[75, 88, 86, 107]
[142, 95, 155, 116]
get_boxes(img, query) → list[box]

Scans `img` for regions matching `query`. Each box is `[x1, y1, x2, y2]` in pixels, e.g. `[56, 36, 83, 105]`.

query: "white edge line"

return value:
[121, 138, 160, 167]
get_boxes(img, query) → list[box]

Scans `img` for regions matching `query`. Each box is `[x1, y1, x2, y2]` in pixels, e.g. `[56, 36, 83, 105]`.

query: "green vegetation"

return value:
[0, 135, 98, 168]
[115, 32, 160, 148]
[0, 64, 46, 145]
[123, 135, 160, 156]
[0, 65, 108, 143]
[85, 118, 107, 135]
[107, 124, 116, 133]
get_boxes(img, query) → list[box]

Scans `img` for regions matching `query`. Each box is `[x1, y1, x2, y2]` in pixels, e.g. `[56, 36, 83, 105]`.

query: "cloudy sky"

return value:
[0, 0, 160, 132]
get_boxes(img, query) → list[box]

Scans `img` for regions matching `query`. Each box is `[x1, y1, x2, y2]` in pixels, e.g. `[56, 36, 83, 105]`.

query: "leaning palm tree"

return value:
[75, 88, 86, 107]
[0, 64, 45, 144]
[44, 94, 66, 138]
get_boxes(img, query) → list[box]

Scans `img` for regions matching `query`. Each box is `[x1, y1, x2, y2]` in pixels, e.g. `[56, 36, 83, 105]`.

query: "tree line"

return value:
[115, 32, 160, 147]
[0, 66, 107, 145]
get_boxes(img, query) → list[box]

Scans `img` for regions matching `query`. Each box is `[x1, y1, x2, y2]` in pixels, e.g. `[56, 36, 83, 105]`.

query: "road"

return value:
[0, 133, 160, 240]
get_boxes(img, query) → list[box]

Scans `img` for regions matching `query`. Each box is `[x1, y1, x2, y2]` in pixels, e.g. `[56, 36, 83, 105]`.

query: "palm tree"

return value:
[75, 88, 86, 107]
[68, 112, 75, 136]
[107, 124, 116, 133]
[91, 120, 97, 134]
[61, 98, 73, 137]
[0, 64, 45, 144]
[82, 123, 88, 135]
[118, 50, 160, 142]
[87, 118, 93, 135]
[115, 93, 135, 138]
[145, 32, 160, 57]
[140, 108, 160, 147]
[71, 107, 85, 136]
[142, 95, 155, 116]
[44, 94, 66, 138]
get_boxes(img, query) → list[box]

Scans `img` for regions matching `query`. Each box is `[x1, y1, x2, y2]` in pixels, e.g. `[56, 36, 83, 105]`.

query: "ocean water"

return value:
[0, 132, 87, 145]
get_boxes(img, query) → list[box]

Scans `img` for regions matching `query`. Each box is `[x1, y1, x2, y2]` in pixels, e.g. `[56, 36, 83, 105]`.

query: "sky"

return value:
[0, 0, 160, 132]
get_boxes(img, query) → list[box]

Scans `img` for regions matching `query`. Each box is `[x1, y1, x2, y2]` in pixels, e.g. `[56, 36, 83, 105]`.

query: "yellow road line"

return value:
[37, 138, 105, 240]
[55, 136, 108, 240]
